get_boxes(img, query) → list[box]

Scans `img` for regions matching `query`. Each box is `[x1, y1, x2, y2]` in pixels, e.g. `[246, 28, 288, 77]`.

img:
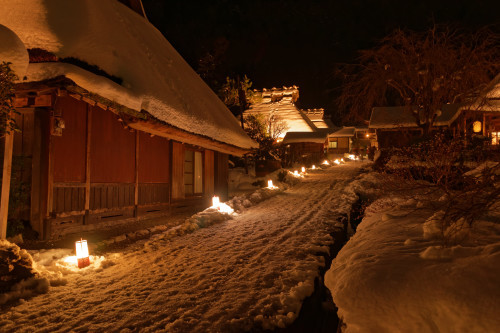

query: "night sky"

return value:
[142, 0, 499, 123]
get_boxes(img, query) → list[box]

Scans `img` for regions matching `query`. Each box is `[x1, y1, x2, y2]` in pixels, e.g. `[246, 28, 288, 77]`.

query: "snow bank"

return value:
[325, 187, 500, 332]
[0, 240, 48, 306]
[0, 0, 256, 150]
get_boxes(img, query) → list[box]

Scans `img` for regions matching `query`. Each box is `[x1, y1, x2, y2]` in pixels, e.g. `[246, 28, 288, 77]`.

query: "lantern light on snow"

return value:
[268, 180, 274, 188]
[312, 165, 316, 170]
[301, 167, 306, 173]
[473, 121, 482, 133]
[75, 239, 90, 268]
[212, 196, 220, 208]
[334, 159, 340, 165]
[294, 170, 299, 176]
[322, 160, 329, 165]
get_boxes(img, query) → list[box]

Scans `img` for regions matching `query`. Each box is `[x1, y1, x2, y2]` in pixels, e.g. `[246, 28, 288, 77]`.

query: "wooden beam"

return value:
[129, 121, 251, 157]
[134, 130, 139, 217]
[84, 104, 92, 223]
[0, 126, 14, 239]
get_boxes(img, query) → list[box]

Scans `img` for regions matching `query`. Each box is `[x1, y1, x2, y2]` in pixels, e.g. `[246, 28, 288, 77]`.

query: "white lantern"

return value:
[268, 180, 274, 188]
[75, 239, 90, 268]
[473, 121, 482, 133]
[322, 160, 329, 165]
[301, 167, 306, 173]
[212, 196, 220, 209]
[294, 170, 299, 176]
[334, 159, 340, 165]
[312, 165, 316, 170]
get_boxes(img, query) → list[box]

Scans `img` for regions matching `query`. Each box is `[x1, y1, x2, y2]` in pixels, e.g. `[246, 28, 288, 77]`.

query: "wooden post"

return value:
[482, 113, 486, 136]
[0, 127, 14, 239]
[84, 104, 92, 224]
[134, 130, 139, 217]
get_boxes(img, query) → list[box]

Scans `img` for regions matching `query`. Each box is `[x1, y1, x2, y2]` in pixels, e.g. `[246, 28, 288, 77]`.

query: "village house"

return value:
[0, 0, 256, 239]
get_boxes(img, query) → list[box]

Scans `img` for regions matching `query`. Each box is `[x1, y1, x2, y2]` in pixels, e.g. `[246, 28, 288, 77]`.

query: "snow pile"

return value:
[0, 0, 256, 150]
[326, 183, 500, 332]
[0, 240, 48, 305]
[30, 249, 120, 288]
[0, 24, 28, 76]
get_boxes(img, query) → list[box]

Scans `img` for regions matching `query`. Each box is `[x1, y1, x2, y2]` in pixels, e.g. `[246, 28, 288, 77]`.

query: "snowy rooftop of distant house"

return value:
[465, 74, 500, 112]
[0, 0, 256, 150]
[329, 126, 356, 137]
[369, 104, 461, 129]
[245, 87, 317, 135]
[282, 131, 327, 144]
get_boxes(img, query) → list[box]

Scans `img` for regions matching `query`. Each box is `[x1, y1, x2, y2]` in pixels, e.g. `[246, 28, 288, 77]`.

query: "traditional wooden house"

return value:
[369, 104, 462, 149]
[0, 0, 256, 239]
[282, 131, 328, 165]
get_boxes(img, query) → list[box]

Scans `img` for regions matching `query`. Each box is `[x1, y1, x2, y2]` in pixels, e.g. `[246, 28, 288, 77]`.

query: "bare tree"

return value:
[337, 26, 500, 135]
[243, 113, 288, 160]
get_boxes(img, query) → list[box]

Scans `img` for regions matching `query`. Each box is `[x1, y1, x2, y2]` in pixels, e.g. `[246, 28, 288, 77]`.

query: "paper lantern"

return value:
[322, 160, 330, 165]
[212, 196, 220, 208]
[312, 165, 316, 170]
[294, 170, 299, 176]
[268, 180, 274, 188]
[75, 239, 90, 268]
[301, 167, 306, 173]
[473, 121, 482, 133]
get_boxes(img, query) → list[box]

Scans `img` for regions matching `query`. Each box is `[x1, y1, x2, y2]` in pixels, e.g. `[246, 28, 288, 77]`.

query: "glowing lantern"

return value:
[294, 170, 299, 176]
[322, 160, 330, 165]
[334, 159, 340, 165]
[341, 158, 344, 162]
[268, 180, 274, 188]
[212, 196, 220, 208]
[473, 121, 482, 133]
[312, 165, 316, 169]
[301, 167, 306, 173]
[365, 133, 370, 138]
[75, 239, 90, 268]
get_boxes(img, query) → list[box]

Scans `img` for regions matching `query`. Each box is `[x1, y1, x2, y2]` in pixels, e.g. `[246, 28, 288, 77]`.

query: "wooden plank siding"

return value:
[171, 141, 184, 200]
[9, 96, 230, 239]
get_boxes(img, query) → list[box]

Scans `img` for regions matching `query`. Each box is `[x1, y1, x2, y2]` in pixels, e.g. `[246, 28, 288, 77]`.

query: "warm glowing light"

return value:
[212, 196, 220, 208]
[294, 170, 299, 176]
[473, 121, 482, 133]
[334, 159, 340, 165]
[301, 167, 306, 173]
[341, 158, 344, 162]
[365, 134, 369, 138]
[348, 154, 356, 160]
[75, 239, 90, 268]
[322, 160, 330, 165]
[312, 165, 316, 170]
[218, 203, 234, 214]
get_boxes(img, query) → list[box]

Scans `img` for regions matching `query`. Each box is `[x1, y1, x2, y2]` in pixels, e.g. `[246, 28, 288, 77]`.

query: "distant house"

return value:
[369, 104, 462, 148]
[282, 131, 328, 165]
[0, 0, 256, 239]
[461, 74, 500, 144]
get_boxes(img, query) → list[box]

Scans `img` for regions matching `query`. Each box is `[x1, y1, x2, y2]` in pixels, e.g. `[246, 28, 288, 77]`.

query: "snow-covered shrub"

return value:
[379, 134, 500, 245]
[0, 240, 49, 305]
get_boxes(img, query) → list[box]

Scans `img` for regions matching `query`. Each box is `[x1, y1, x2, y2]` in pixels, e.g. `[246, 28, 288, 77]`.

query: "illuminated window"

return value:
[328, 140, 338, 149]
[491, 132, 500, 145]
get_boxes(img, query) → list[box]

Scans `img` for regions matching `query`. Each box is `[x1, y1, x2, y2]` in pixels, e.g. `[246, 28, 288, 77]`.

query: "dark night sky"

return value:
[142, 0, 499, 123]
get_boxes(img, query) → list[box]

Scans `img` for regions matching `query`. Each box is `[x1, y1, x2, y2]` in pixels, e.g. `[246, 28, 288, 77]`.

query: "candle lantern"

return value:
[75, 239, 90, 268]
[312, 165, 316, 170]
[293, 170, 299, 176]
[212, 196, 220, 209]
[268, 180, 274, 188]
[301, 167, 306, 173]
[473, 121, 482, 133]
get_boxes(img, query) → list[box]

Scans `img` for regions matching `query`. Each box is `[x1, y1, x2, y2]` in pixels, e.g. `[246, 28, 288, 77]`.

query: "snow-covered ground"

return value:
[0, 163, 364, 332]
[325, 172, 500, 333]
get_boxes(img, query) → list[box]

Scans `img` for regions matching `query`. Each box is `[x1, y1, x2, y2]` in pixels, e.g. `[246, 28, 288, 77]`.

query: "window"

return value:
[492, 132, 500, 145]
[185, 150, 203, 195]
[328, 140, 338, 149]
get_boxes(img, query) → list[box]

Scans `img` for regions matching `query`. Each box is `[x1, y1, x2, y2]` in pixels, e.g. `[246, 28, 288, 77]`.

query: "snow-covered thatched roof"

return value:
[282, 131, 327, 144]
[0, 0, 256, 151]
[329, 126, 356, 138]
[369, 104, 461, 129]
[245, 87, 317, 135]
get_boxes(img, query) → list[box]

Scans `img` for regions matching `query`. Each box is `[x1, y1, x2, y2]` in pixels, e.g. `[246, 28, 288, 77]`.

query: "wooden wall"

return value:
[214, 152, 228, 200]
[171, 141, 184, 200]
[204, 150, 214, 197]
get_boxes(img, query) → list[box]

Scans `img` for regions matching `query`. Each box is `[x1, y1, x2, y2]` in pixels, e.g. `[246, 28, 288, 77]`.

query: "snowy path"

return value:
[0, 164, 363, 333]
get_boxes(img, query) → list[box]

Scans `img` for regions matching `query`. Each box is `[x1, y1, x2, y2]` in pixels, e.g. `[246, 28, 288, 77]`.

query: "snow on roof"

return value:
[369, 104, 461, 129]
[282, 131, 327, 144]
[329, 126, 356, 137]
[0, 0, 256, 150]
[245, 87, 317, 134]
[464, 74, 500, 112]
